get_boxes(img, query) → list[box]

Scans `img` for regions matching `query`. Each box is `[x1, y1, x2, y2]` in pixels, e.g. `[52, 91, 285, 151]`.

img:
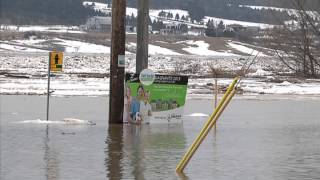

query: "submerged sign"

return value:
[123, 73, 188, 124]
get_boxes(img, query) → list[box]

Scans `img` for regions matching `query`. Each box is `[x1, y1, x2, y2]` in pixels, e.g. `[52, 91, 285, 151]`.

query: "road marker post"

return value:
[46, 51, 63, 121]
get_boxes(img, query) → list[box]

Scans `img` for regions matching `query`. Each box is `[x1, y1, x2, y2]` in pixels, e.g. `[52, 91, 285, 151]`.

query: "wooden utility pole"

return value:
[136, 0, 149, 73]
[109, 0, 126, 124]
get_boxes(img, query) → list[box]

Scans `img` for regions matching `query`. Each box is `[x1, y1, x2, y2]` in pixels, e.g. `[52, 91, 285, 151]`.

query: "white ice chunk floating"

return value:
[185, 113, 209, 117]
[15, 118, 96, 125]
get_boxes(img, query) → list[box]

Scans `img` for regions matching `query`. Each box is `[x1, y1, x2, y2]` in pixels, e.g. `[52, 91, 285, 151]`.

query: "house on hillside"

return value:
[81, 16, 112, 32]
[226, 24, 245, 32]
[188, 26, 205, 36]
[160, 23, 183, 35]
[246, 26, 260, 33]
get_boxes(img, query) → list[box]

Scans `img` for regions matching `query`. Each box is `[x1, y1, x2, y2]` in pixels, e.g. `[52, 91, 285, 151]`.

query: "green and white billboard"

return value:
[123, 72, 188, 124]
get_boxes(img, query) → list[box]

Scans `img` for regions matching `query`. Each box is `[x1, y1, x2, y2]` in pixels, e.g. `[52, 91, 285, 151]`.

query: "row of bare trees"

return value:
[267, 0, 320, 78]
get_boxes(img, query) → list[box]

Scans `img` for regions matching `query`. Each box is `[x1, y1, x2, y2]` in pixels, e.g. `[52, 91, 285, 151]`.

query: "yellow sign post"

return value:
[46, 51, 63, 121]
[49, 51, 63, 72]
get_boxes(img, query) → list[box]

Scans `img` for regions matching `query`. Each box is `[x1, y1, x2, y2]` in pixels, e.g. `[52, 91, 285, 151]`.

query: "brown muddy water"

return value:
[1, 95, 320, 180]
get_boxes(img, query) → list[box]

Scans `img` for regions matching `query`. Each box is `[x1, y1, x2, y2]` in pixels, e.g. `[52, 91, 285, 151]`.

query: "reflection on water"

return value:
[105, 125, 124, 179]
[43, 125, 60, 180]
[105, 124, 186, 179]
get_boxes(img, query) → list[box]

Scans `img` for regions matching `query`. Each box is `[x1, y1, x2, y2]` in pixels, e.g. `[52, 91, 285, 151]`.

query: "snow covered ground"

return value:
[227, 42, 267, 56]
[182, 41, 238, 56]
[0, 38, 110, 53]
[1, 37, 265, 56]
[203, 16, 274, 29]
[127, 42, 181, 56]
[0, 25, 84, 34]
[239, 5, 320, 19]
[1, 52, 320, 97]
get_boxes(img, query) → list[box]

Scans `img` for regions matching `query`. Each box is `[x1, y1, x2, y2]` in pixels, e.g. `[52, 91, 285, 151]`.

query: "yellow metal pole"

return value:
[175, 78, 238, 173]
[214, 78, 218, 132]
[175, 78, 238, 172]
[176, 88, 237, 173]
[183, 77, 238, 158]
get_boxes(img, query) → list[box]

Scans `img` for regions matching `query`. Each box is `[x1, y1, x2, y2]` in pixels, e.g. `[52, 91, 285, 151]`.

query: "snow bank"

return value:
[241, 79, 320, 95]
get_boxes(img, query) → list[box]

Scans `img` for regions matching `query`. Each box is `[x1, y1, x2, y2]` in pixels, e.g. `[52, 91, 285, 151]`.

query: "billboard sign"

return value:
[123, 72, 188, 124]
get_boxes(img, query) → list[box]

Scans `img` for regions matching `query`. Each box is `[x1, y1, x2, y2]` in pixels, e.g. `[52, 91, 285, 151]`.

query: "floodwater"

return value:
[1, 95, 320, 180]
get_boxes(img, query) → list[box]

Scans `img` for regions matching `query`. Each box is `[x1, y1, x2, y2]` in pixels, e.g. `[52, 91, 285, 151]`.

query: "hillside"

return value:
[1, 0, 319, 25]
[129, 0, 320, 23]
[0, 0, 102, 25]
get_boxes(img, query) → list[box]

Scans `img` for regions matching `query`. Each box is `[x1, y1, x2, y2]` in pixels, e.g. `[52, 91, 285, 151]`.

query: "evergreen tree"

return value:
[205, 19, 216, 37]
[175, 13, 180, 20]
[181, 15, 186, 21]
[218, 20, 225, 29]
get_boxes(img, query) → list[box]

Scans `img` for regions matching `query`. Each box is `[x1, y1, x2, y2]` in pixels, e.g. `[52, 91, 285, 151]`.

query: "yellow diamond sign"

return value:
[49, 51, 63, 72]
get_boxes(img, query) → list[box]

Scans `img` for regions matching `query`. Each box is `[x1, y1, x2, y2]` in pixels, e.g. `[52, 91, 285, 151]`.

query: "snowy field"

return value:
[239, 4, 320, 19]
[1, 36, 270, 57]
[203, 16, 274, 29]
[1, 52, 320, 97]
[1, 1, 319, 97]
[0, 25, 84, 34]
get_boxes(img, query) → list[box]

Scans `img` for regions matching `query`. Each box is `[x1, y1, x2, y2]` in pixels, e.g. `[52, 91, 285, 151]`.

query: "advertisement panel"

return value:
[123, 72, 188, 124]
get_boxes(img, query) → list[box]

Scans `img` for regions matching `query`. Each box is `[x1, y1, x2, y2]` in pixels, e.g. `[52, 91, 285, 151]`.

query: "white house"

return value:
[82, 16, 112, 32]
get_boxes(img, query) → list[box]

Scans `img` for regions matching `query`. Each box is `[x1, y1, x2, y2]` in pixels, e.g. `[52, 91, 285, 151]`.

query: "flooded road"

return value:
[1, 95, 320, 180]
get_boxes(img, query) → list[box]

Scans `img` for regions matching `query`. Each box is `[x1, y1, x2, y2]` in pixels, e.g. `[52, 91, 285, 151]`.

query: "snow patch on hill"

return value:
[203, 16, 274, 29]
[227, 42, 266, 56]
[53, 38, 110, 53]
[1, 36, 275, 56]
[182, 40, 238, 56]
[239, 5, 320, 19]
[128, 42, 181, 55]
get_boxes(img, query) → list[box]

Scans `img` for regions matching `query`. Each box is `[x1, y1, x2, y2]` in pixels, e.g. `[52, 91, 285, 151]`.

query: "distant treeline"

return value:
[229, 0, 320, 10]
[0, 0, 102, 25]
[1, 0, 319, 25]
[130, 0, 319, 24]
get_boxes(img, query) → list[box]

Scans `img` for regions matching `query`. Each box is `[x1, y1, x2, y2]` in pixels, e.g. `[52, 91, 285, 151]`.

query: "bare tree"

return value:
[267, 0, 320, 78]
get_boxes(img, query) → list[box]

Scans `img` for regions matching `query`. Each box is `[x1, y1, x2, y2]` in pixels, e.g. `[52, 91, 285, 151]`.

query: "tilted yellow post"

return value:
[176, 77, 239, 173]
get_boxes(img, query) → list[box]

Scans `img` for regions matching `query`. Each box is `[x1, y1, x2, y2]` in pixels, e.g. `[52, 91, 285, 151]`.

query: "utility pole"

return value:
[109, 0, 126, 124]
[136, 0, 149, 73]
